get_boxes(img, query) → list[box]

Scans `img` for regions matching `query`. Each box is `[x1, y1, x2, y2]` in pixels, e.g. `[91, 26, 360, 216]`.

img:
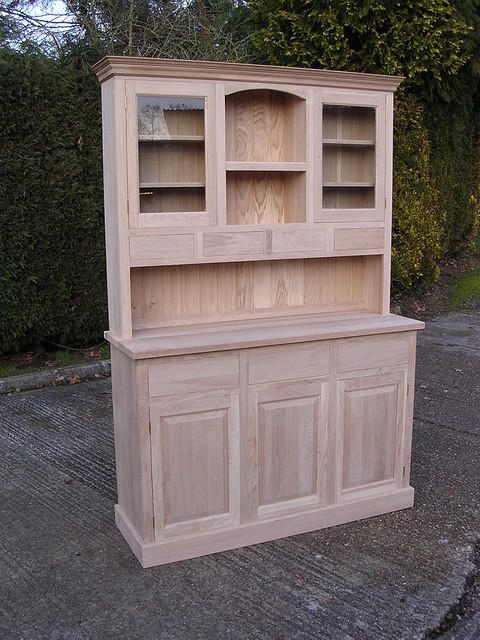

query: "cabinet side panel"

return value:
[101, 78, 132, 337]
[111, 346, 153, 542]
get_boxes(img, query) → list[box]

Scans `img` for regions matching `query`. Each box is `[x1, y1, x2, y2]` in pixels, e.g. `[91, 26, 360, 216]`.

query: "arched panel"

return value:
[225, 89, 306, 163]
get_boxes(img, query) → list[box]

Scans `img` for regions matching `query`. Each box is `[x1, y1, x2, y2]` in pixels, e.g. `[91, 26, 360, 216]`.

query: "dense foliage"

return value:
[0, 50, 106, 352]
[0, 0, 479, 352]
[251, 0, 480, 291]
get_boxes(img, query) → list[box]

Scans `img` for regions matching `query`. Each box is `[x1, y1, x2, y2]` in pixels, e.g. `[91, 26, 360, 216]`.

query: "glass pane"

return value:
[138, 97, 206, 213]
[322, 105, 375, 209]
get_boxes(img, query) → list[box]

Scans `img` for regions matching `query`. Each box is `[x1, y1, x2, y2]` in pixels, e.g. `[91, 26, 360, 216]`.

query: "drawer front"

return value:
[334, 228, 384, 252]
[130, 234, 195, 264]
[271, 229, 327, 254]
[248, 341, 329, 385]
[336, 333, 410, 374]
[149, 352, 240, 397]
[203, 231, 265, 256]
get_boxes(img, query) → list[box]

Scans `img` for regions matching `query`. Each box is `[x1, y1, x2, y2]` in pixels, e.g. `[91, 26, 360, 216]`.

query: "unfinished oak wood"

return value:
[108, 313, 423, 360]
[226, 172, 306, 225]
[150, 391, 240, 535]
[338, 371, 406, 498]
[95, 57, 423, 568]
[225, 89, 306, 162]
[253, 380, 327, 509]
[130, 256, 383, 328]
[336, 332, 410, 373]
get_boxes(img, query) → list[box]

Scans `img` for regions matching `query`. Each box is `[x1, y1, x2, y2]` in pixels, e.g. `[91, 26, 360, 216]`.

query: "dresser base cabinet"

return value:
[109, 325, 418, 567]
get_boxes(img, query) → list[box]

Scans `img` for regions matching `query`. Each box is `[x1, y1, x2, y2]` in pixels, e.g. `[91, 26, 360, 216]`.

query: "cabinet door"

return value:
[150, 391, 239, 538]
[126, 79, 216, 230]
[316, 88, 386, 225]
[247, 379, 329, 519]
[337, 371, 407, 501]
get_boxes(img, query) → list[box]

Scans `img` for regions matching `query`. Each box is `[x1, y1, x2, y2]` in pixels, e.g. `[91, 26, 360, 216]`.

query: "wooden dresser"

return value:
[93, 56, 423, 567]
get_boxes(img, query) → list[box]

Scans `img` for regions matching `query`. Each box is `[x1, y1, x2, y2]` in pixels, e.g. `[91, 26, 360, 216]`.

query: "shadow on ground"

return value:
[1, 312, 479, 640]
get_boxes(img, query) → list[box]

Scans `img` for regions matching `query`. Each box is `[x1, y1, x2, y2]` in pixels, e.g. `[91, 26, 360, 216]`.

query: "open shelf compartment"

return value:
[130, 255, 383, 330]
[226, 171, 306, 225]
[225, 89, 306, 163]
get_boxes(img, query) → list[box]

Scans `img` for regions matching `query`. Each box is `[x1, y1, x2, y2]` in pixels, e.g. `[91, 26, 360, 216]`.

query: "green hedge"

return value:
[251, 0, 480, 294]
[0, 50, 106, 353]
[1, 1, 480, 353]
[392, 93, 443, 290]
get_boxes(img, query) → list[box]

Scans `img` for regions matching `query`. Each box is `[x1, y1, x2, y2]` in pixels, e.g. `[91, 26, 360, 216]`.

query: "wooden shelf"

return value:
[323, 138, 375, 147]
[106, 312, 424, 359]
[139, 182, 205, 189]
[323, 182, 374, 188]
[226, 161, 307, 172]
[139, 135, 205, 142]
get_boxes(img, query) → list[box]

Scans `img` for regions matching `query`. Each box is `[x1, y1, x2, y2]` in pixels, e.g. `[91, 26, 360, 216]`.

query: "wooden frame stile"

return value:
[382, 91, 395, 314]
[101, 76, 132, 339]
[111, 348, 154, 543]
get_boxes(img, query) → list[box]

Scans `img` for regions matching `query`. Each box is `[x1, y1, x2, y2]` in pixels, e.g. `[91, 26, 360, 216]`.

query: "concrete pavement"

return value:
[1, 312, 479, 639]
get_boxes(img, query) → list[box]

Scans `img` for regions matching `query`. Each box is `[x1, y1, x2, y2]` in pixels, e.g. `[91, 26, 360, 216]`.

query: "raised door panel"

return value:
[337, 371, 406, 501]
[150, 391, 239, 537]
[248, 379, 329, 519]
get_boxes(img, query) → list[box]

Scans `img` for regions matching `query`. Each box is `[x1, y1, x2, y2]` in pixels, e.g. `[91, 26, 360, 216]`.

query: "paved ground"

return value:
[1, 312, 479, 640]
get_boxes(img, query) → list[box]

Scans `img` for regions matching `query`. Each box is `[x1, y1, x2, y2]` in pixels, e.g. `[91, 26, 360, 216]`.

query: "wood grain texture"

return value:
[130, 256, 384, 327]
[248, 378, 328, 518]
[226, 172, 306, 225]
[115, 487, 413, 567]
[225, 89, 305, 162]
[248, 342, 329, 384]
[139, 141, 205, 186]
[336, 332, 410, 373]
[258, 393, 318, 504]
[130, 234, 195, 262]
[203, 231, 265, 257]
[149, 352, 240, 397]
[271, 229, 326, 254]
[150, 390, 240, 537]
[94, 56, 404, 92]
[108, 313, 424, 360]
[337, 371, 406, 499]
[334, 228, 384, 251]
[101, 78, 132, 337]
[323, 105, 375, 141]
[110, 347, 153, 542]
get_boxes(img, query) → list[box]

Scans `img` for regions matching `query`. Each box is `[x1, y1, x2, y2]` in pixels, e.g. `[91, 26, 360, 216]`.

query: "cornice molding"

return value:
[92, 56, 403, 92]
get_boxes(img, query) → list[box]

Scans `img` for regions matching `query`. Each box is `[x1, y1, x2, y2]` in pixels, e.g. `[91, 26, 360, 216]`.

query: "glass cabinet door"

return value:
[137, 96, 206, 215]
[322, 105, 376, 209]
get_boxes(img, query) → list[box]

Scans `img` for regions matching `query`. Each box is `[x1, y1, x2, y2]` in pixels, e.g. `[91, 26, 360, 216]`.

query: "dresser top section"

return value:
[93, 56, 403, 92]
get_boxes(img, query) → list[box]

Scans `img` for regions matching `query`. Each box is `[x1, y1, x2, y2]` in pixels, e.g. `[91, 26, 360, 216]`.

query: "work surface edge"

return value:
[106, 312, 424, 359]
